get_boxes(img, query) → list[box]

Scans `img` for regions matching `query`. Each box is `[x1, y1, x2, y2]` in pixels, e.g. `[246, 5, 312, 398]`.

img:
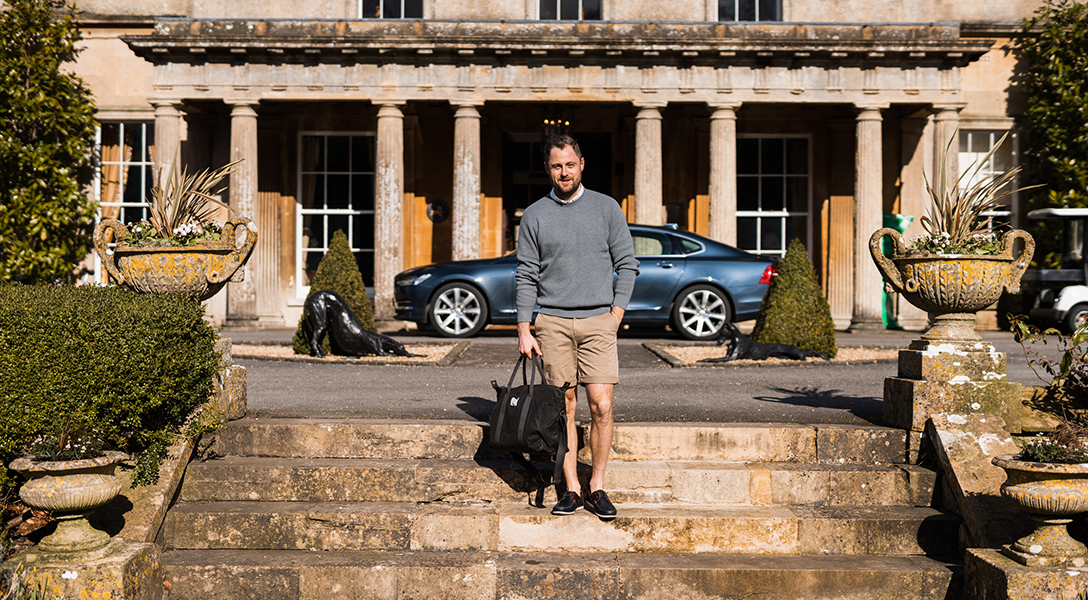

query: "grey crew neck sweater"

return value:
[515, 188, 639, 322]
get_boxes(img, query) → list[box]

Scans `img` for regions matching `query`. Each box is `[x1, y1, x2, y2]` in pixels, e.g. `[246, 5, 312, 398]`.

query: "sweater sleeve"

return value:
[609, 206, 640, 310]
[514, 212, 541, 323]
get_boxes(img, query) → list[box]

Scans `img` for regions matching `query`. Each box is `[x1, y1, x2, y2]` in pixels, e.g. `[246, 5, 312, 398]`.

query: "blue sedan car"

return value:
[394, 224, 776, 340]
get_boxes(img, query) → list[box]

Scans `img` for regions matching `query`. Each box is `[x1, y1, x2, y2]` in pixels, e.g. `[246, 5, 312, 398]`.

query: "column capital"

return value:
[932, 102, 967, 117]
[149, 98, 183, 110]
[633, 101, 667, 110]
[227, 101, 259, 117]
[708, 102, 742, 113]
[451, 100, 484, 108]
[377, 103, 405, 118]
[854, 102, 889, 116]
[453, 104, 482, 119]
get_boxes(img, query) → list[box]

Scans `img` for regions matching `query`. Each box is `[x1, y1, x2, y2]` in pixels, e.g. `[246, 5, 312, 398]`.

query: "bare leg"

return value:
[584, 383, 614, 492]
[562, 387, 579, 492]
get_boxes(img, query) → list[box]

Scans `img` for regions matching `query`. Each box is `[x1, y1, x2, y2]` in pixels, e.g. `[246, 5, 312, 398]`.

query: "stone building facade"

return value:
[72, 0, 1040, 329]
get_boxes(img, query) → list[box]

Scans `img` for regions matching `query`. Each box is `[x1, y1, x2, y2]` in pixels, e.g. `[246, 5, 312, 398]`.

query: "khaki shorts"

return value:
[535, 311, 620, 387]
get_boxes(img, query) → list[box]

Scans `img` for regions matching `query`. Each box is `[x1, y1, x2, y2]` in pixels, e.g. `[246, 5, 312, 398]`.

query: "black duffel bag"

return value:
[490, 353, 571, 490]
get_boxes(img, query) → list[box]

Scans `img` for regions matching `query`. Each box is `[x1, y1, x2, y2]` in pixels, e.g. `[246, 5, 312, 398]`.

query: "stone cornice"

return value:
[124, 20, 992, 68]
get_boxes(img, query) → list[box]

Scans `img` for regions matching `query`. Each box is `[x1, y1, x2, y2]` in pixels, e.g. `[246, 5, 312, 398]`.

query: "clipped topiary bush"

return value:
[292, 230, 375, 355]
[750, 239, 837, 358]
[0, 284, 220, 495]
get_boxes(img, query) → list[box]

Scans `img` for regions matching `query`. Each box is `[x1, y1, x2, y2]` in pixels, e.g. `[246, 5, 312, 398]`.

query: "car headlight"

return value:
[396, 273, 432, 286]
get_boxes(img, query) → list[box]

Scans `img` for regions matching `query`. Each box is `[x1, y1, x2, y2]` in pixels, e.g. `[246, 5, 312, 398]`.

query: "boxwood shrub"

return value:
[0, 284, 220, 495]
[750, 238, 838, 358]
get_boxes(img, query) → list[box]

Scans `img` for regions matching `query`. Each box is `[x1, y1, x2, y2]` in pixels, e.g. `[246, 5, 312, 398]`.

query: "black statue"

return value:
[699, 323, 828, 363]
[303, 290, 422, 358]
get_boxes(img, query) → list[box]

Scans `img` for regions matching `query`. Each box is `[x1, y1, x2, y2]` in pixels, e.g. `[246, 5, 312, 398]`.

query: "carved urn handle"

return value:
[869, 228, 908, 294]
[1002, 229, 1035, 294]
[208, 218, 259, 284]
[92, 219, 129, 285]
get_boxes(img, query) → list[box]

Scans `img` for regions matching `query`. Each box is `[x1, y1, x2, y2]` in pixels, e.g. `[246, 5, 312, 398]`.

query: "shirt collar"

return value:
[549, 184, 584, 205]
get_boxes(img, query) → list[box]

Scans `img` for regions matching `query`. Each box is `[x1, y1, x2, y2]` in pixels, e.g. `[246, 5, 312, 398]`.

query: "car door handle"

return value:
[658, 262, 675, 269]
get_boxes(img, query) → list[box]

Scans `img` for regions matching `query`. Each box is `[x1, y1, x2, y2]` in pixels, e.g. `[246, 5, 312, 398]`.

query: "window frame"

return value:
[957, 128, 1020, 232]
[295, 131, 377, 299]
[92, 120, 156, 284]
[717, 0, 781, 22]
[735, 134, 813, 259]
[538, 0, 603, 21]
[359, 0, 423, 19]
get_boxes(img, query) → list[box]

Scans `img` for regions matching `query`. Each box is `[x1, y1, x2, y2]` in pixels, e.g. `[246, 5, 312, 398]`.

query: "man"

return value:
[515, 134, 639, 519]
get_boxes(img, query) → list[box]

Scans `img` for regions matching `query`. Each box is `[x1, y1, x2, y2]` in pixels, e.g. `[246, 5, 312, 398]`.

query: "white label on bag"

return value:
[510, 396, 520, 407]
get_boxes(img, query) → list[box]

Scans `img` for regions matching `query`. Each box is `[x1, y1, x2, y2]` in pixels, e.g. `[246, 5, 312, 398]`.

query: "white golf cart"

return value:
[1023, 208, 1088, 334]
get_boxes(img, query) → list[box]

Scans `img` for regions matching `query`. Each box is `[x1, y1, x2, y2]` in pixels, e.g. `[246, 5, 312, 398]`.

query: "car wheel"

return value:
[671, 284, 731, 340]
[1064, 303, 1088, 335]
[429, 282, 489, 338]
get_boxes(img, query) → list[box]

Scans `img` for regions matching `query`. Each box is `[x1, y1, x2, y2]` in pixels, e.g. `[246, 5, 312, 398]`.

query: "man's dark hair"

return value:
[542, 134, 582, 165]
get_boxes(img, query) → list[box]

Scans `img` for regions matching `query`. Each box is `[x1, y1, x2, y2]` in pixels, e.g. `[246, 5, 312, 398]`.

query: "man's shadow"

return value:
[456, 396, 586, 507]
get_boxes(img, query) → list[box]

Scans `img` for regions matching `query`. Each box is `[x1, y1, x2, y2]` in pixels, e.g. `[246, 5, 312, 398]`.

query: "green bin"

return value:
[881, 214, 913, 328]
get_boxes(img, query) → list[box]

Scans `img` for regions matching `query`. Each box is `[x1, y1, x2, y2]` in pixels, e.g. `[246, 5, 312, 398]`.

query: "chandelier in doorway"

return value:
[542, 105, 573, 139]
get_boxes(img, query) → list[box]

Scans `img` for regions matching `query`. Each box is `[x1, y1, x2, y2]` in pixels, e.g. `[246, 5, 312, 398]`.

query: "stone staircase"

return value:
[159, 419, 962, 599]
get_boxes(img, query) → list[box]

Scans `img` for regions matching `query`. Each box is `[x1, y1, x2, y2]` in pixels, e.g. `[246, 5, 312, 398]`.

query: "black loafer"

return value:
[551, 491, 583, 515]
[585, 490, 617, 520]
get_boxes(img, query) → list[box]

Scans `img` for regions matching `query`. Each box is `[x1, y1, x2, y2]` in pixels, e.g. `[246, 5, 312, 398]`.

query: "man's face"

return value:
[546, 145, 584, 198]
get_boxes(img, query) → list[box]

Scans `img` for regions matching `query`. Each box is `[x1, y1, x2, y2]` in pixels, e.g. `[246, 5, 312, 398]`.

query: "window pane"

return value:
[738, 0, 756, 21]
[540, 0, 557, 19]
[329, 217, 350, 244]
[738, 177, 759, 211]
[760, 138, 783, 174]
[761, 177, 784, 211]
[738, 217, 757, 251]
[355, 250, 375, 285]
[353, 174, 375, 210]
[351, 136, 374, 173]
[327, 175, 350, 210]
[786, 178, 807, 212]
[719, 0, 736, 21]
[761, 217, 782, 251]
[560, 0, 578, 20]
[789, 216, 809, 248]
[327, 136, 350, 172]
[404, 0, 423, 18]
[786, 138, 807, 174]
[301, 136, 324, 171]
[757, 0, 778, 21]
[362, 0, 380, 18]
[101, 122, 120, 148]
[383, 0, 401, 18]
[632, 234, 666, 256]
[677, 238, 702, 254]
[300, 174, 322, 209]
[356, 213, 375, 249]
[737, 139, 759, 174]
[582, 0, 601, 20]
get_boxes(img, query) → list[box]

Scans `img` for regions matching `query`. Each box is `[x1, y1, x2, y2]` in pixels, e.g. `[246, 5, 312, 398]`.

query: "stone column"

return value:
[708, 103, 740, 245]
[897, 116, 934, 331]
[850, 104, 887, 330]
[374, 102, 405, 322]
[151, 100, 184, 182]
[227, 101, 259, 326]
[933, 103, 965, 184]
[452, 102, 482, 261]
[634, 103, 665, 226]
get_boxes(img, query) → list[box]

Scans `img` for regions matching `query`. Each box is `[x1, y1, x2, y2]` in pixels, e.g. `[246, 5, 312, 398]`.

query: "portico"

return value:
[124, 20, 993, 327]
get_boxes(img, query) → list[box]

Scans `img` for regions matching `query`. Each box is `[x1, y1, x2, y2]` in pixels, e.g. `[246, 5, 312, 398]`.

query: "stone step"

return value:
[163, 501, 958, 556]
[161, 548, 961, 600]
[179, 456, 936, 507]
[208, 418, 908, 464]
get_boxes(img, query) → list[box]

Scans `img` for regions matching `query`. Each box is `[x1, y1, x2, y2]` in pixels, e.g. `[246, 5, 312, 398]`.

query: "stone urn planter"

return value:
[869, 228, 1034, 342]
[992, 455, 1088, 567]
[93, 218, 258, 302]
[9, 451, 129, 561]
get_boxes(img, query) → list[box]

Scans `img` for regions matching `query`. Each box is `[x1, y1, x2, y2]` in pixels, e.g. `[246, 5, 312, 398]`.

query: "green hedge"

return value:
[751, 239, 838, 358]
[0, 284, 220, 494]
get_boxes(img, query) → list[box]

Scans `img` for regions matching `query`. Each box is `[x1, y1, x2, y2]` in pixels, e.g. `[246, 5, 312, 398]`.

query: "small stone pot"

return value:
[93, 218, 258, 302]
[869, 229, 1034, 342]
[9, 451, 128, 558]
[992, 455, 1088, 566]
